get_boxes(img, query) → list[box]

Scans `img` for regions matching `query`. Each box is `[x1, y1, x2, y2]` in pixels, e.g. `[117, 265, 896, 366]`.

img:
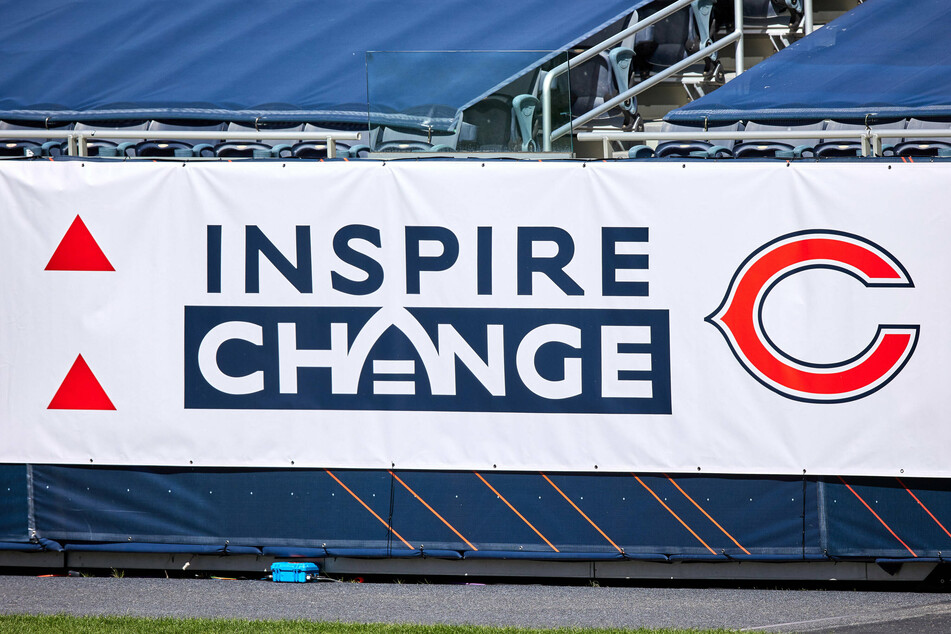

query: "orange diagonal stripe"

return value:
[324, 470, 414, 550]
[665, 475, 750, 555]
[896, 477, 951, 541]
[839, 476, 916, 557]
[634, 474, 716, 555]
[541, 473, 622, 553]
[389, 471, 477, 551]
[475, 472, 558, 552]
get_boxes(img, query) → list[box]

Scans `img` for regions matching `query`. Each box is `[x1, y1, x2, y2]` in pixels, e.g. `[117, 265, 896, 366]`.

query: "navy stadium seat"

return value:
[814, 120, 905, 158]
[214, 141, 276, 158]
[73, 121, 149, 156]
[732, 121, 825, 158]
[225, 122, 304, 153]
[633, 3, 700, 80]
[131, 140, 195, 157]
[0, 140, 43, 157]
[459, 95, 515, 152]
[896, 119, 951, 156]
[373, 105, 468, 152]
[0, 120, 72, 156]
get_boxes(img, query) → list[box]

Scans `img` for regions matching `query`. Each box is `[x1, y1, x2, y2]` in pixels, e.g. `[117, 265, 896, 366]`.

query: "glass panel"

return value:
[365, 51, 572, 154]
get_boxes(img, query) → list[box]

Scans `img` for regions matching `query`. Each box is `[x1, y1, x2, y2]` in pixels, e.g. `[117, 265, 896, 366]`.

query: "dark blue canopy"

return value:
[0, 0, 645, 127]
[666, 0, 951, 124]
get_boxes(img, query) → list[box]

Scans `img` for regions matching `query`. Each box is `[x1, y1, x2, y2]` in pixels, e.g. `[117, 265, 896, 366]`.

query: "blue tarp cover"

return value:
[666, 0, 951, 124]
[0, 0, 644, 126]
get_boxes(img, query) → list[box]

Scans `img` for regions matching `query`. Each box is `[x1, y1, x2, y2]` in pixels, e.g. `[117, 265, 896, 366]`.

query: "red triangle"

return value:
[45, 215, 114, 271]
[48, 355, 116, 410]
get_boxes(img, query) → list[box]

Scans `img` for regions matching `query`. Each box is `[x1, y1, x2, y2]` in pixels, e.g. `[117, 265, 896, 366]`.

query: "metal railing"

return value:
[0, 130, 362, 158]
[576, 127, 931, 158]
[543, 0, 819, 151]
[542, 0, 746, 151]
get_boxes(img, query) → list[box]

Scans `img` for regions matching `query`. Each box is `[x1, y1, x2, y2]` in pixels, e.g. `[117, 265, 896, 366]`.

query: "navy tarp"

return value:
[7, 466, 951, 561]
[666, 0, 951, 124]
[0, 465, 28, 542]
[29, 467, 818, 557]
[0, 0, 645, 127]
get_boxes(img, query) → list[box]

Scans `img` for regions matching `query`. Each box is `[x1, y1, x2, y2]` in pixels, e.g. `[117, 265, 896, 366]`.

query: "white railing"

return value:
[0, 130, 362, 158]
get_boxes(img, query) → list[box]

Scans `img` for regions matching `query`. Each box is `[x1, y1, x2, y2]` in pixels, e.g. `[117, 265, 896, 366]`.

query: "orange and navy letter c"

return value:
[707, 230, 918, 403]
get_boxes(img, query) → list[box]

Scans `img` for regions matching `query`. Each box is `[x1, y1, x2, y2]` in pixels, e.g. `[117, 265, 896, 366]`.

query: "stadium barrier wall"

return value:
[2, 159, 950, 573]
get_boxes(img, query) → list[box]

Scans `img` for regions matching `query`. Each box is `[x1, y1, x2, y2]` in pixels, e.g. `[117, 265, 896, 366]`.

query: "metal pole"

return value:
[804, 0, 814, 34]
[734, 0, 744, 75]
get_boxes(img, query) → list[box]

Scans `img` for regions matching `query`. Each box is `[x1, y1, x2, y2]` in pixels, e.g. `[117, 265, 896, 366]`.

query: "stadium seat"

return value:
[719, 0, 802, 29]
[459, 95, 514, 152]
[732, 121, 825, 158]
[375, 140, 438, 152]
[143, 120, 226, 154]
[0, 120, 73, 156]
[814, 120, 905, 158]
[372, 105, 470, 152]
[130, 140, 195, 157]
[0, 140, 43, 157]
[633, 3, 700, 80]
[896, 119, 951, 156]
[214, 141, 278, 158]
[893, 141, 951, 157]
[225, 122, 304, 153]
[512, 95, 540, 151]
[649, 121, 744, 158]
[566, 51, 635, 129]
[345, 144, 372, 158]
[301, 122, 370, 156]
[73, 121, 149, 155]
[290, 141, 331, 159]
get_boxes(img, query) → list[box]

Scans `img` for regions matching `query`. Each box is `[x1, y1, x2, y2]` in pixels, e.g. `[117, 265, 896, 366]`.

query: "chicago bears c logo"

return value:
[707, 230, 918, 403]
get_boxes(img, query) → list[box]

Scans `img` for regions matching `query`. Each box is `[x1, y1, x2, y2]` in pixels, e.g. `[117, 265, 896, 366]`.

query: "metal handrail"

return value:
[0, 130, 361, 158]
[577, 128, 923, 158]
[871, 128, 951, 156]
[542, 0, 745, 151]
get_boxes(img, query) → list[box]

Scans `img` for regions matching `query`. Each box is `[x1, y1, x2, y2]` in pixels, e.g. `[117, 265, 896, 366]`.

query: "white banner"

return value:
[0, 160, 946, 476]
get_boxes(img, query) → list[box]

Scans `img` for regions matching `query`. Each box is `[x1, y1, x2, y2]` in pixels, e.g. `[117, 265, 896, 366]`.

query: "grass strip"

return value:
[0, 616, 735, 634]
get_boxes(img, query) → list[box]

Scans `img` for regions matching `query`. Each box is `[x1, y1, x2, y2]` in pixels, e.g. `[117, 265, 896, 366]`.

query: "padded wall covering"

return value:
[4, 467, 951, 559]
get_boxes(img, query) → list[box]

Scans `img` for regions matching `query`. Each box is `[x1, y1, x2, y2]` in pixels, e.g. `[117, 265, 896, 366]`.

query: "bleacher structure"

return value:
[3, 0, 951, 584]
